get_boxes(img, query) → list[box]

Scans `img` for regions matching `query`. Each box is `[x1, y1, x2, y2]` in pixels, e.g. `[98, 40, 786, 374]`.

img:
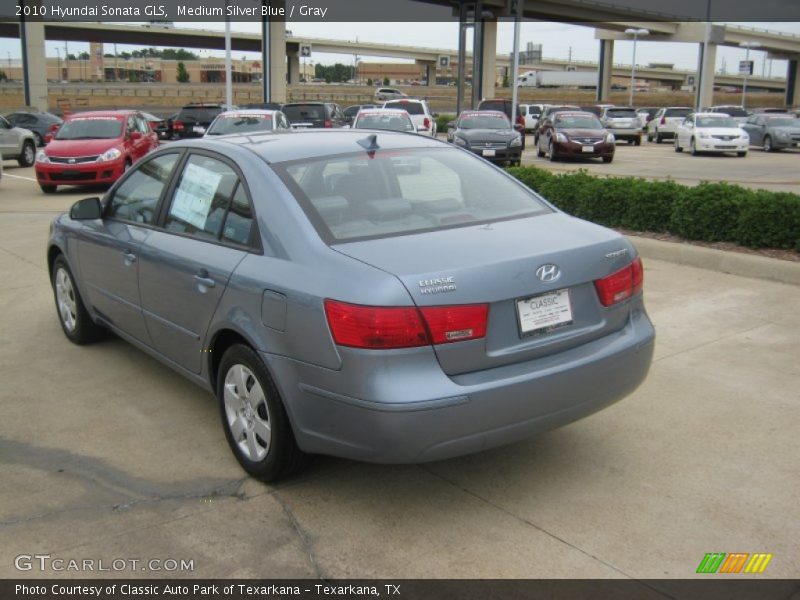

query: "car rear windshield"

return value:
[458, 114, 510, 129]
[555, 115, 603, 129]
[56, 118, 122, 140]
[605, 109, 637, 118]
[716, 107, 748, 117]
[178, 107, 223, 123]
[275, 147, 551, 243]
[354, 113, 414, 131]
[665, 108, 692, 118]
[283, 104, 326, 121]
[384, 101, 424, 115]
[206, 114, 274, 135]
[697, 116, 739, 128]
[478, 101, 507, 113]
[579, 106, 602, 116]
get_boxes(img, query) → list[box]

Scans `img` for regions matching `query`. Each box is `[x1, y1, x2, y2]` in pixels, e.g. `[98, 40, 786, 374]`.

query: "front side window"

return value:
[165, 155, 239, 241]
[107, 153, 179, 224]
[277, 147, 551, 243]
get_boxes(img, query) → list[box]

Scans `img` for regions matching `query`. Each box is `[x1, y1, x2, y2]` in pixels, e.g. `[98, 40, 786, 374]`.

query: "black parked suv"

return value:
[282, 102, 347, 128]
[172, 103, 235, 138]
[476, 98, 526, 149]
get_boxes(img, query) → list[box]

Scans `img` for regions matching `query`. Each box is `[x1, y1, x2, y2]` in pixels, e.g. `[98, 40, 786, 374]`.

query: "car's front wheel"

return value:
[763, 136, 773, 152]
[218, 344, 308, 482]
[18, 140, 35, 167]
[51, 255, 104, 344]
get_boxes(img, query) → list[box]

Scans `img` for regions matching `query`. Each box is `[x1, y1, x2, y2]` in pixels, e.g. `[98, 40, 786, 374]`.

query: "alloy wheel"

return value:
[223, 364, 272, 461]
[55, 268, 77, 332]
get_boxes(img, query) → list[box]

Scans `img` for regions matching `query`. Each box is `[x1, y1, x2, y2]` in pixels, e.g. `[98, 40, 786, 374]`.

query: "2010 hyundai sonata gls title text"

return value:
[48, 130, 655, 481]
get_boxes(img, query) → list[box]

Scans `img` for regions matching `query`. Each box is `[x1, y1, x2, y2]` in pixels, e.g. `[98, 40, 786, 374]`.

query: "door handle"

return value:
[194, 274, 216, 288]
[123, 252, 137, 264]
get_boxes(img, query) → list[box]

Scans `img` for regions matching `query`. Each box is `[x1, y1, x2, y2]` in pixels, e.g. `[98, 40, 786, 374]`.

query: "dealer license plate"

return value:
[482, 149, 496, 157]
[516, 289, 573, 336]
[582, 145, 595, 153]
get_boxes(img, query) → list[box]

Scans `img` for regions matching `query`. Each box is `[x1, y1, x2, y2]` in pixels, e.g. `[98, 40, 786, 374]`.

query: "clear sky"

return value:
[1, 21, 799, 78]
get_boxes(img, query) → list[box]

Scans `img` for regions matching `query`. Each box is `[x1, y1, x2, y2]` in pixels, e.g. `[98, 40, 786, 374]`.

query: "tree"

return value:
[502, 74, 509, 88]
[78, 51, 90, 60]
[0, 70, 7, 82]
[383, 76, 390, 85]
[367, 78, 373, 86]
[176, 61, 190, 83]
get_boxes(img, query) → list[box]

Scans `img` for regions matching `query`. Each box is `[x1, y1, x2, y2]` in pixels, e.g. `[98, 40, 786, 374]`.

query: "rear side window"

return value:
[277, 147, 551, 243]
[165, 155, 238, 241]
[222, 185, 254, 246]
[108, 153, 179, 224]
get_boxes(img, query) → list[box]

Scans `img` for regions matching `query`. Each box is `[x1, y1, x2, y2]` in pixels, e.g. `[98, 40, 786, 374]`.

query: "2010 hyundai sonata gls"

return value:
[47, 130, 655, 481]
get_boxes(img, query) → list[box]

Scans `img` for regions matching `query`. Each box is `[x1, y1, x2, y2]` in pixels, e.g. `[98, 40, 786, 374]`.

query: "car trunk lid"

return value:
[333, 213, 638, 375]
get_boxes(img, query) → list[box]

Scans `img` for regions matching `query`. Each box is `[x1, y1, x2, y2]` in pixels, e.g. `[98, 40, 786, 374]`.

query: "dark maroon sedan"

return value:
[536, 111, 616, 163]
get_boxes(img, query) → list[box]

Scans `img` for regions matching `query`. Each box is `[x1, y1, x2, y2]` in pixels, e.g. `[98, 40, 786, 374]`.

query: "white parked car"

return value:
[646, 107, 693, 143]
[374, 87, 407, 102]
[705, 105, 751, 125]
[674, 113, 749, 157]
[351, 108, 416, 133]
[382, 98, 437, 137]
[519, 103, 546, 132]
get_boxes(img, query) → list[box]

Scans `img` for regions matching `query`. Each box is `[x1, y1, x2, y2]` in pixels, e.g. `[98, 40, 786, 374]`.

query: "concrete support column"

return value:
[426, 63, 433, 86]
[785, 59, 800, 107]
[596, 39, 614, 102]
[287, 52, 300, 85]
[21, 21, 48, 110]
[479, 19, 497, 102]
[695, 38, 717, 111]
[269, 19, 287, 102]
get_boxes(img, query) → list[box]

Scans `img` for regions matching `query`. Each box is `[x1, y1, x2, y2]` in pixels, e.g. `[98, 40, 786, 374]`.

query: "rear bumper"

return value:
[266, 305, 655, 463]
[610, 129, 641, 141]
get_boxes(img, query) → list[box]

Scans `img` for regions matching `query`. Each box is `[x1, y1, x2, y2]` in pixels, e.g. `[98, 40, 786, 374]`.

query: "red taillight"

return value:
[660, 116, 666, 125]
[419, 304, 488, 345]
[173, 120, 184, 131]
[324, 300, 488, 349]
[324, 120, 333, 128]
[594, 257, 644, 307]
[423, 117, 431, 129]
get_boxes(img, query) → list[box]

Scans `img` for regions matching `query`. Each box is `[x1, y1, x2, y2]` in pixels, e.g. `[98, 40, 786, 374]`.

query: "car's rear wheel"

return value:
[51, 255, 104, 344]
[18, 140, 35, 167]
[218, 344, 308, 482]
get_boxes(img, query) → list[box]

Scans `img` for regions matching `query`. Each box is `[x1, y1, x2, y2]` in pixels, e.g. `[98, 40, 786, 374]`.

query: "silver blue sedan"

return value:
[47, 130, 655, 481]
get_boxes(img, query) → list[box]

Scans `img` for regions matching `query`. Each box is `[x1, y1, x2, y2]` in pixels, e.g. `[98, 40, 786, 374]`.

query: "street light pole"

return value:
[739, 41, 760, 109]
[625, 28, 649, 106]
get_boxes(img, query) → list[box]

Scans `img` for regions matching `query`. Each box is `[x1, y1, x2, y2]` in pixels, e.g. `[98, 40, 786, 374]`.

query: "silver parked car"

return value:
[47, 130, 655, 481]
[0, 115, 37, 167]
[599, 107, 642, 145]
[741, 114, 800, 152]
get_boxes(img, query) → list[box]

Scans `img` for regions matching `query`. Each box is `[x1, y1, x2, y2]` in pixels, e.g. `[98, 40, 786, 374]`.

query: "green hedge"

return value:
[506, 166, 800, 252]
[435, 113, 455, 134]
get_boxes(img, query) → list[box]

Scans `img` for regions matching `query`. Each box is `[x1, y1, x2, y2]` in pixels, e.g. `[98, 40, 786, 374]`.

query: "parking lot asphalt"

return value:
[1, 157, 799, 582]
[522, 136, 800, 193]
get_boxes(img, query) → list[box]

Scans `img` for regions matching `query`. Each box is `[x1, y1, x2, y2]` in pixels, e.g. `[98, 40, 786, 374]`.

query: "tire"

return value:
[634, 137, 641, 146]
[763, 136, 773, 152]
[548, 142, 558, 162]
[646, 132, 653, 142]
[536, 143, 545, 158]
[40, 184, 57, 193]
[655, 133, 662, 144]
[674, 137, 683, 153]
[217, 344, 309, 482]
[737, 151, 747, 158]
[51, 255, 104, 344]
[18, 140, 35, 167]
[602, 155, 613, 163]
[690, 138, 698, 156]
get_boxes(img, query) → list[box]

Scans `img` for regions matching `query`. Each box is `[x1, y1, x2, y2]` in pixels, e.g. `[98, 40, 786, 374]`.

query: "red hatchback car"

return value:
[35, 110, 158, 193]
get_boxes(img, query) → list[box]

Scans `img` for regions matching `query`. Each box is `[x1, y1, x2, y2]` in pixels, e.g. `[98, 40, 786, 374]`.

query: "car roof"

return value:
[694, 112, 729, 117]
[185, 129, 446, 164]
[66, 110, 135, 119]
[356, 108, 410, 115]
[458, 110, 506, 118]
[554, 111, 599, 118]
[217, 109, 281, 116]
[283, 101, 326, 106]
[384, 98, 425, 104]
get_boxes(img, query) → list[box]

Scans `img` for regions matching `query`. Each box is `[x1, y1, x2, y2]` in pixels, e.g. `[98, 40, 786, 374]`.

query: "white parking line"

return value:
[2, 173, 37, 182]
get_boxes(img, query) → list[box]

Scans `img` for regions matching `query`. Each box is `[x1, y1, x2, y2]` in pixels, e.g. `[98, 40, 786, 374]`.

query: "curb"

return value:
[628, 235, 800, 287]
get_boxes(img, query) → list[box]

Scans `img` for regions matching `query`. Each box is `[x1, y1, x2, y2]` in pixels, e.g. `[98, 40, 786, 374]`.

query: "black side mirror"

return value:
[70, 197, 103, 220]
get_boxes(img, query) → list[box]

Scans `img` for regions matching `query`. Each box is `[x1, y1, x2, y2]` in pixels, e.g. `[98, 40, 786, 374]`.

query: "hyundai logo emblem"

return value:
[536, 264, 561, 283]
